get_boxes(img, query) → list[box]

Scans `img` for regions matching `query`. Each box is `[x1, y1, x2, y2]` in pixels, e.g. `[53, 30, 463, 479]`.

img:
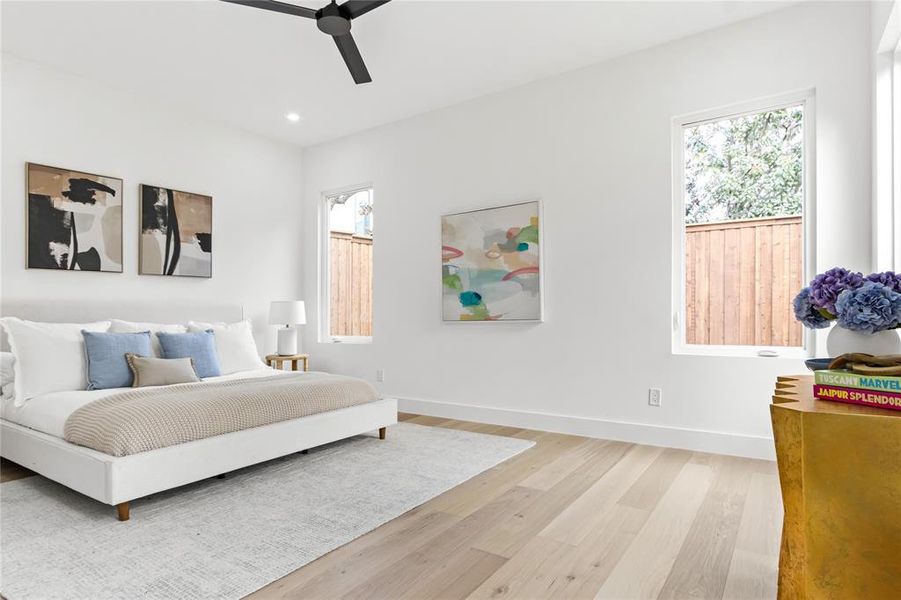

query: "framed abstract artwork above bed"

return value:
[441, 200, 543, 322]
[140, 184, 212, 278]
[26, 163, 123, 272]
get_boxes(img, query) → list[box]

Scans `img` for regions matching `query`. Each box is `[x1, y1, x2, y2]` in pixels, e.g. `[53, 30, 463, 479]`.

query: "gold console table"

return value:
[770, 376, 900, 599]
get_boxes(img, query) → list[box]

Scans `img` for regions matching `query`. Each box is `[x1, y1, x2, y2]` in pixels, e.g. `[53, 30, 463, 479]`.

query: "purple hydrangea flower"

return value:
[792, 287, 832, 329]
[808, 267, 864, 315]
[835, 281, 901, 334]
[866, 271, 901, 294]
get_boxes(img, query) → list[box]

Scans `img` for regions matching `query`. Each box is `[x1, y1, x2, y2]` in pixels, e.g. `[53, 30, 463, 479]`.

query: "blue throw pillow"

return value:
[156, 330, 221, 378]
[83, 331, 153, 390]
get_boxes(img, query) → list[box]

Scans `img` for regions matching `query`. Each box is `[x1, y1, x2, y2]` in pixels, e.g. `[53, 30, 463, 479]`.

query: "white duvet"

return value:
[0, 367, 295, 439]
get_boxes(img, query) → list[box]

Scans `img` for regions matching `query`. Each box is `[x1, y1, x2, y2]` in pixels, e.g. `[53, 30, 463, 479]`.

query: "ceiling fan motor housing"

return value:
[317, 2, 352, 36]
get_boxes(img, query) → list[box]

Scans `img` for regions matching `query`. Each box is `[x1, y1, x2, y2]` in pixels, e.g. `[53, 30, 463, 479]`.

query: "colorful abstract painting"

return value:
[442, 201, 542, 322]
[27, 163, 123, 272]
[140, 185, 212, 278]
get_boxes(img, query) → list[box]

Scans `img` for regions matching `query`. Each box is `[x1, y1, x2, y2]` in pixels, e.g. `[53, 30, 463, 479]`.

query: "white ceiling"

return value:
[2, 0, 796, 147]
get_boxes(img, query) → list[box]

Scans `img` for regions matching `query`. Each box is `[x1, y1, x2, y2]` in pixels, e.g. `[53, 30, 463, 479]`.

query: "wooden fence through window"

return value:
[330, 232, 373, 337]
[685, 215, 803, 347]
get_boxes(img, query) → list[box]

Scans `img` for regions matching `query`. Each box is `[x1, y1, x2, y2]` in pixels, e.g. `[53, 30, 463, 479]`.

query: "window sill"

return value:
[321, 336, 373, 345]
[672, 344, 811, 359]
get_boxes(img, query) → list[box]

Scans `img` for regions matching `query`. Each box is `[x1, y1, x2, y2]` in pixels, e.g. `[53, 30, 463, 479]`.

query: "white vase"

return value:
[826, 326, 901, 357]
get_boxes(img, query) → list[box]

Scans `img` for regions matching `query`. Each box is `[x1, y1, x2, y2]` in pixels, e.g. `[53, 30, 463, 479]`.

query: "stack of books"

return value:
[813, 370, 901, 411]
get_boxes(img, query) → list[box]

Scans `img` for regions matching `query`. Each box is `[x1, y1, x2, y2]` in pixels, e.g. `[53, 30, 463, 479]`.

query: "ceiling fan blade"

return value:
[339, 0, 390, 20]
[220, 0, 316, 19]
[333, 33, 372, 84]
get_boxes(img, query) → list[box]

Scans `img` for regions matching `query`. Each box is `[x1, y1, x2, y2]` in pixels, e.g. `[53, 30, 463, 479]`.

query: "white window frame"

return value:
[874, 5, 901, 271]
[895, 43, 901, 268]
[895, 42, 901, 268]
[671, 90, 817, 358]
[318, 183, 374, 344]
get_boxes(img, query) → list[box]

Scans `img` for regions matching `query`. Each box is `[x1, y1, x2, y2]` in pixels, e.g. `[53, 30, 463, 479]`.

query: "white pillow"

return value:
[0, 318, 111, 405]
[109, 319, 187, 357]
[1, 352, 15, 400]
[187, 320, 264, 375]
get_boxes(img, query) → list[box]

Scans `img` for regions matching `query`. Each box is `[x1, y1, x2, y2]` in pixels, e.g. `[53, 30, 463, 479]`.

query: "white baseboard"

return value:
[397, 397, 776, 461]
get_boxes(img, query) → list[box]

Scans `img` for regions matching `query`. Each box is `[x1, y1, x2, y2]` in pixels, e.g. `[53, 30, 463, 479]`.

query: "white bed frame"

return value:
[0, 300, 397, 521]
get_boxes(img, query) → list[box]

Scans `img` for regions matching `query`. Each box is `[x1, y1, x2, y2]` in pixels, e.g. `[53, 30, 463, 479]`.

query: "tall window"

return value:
[875, 32, 901, 270]
[321, 186, 373, 342]
[672, 92, 814, 357]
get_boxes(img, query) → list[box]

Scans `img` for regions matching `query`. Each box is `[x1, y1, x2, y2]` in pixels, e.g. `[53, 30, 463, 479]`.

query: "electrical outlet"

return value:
[648, 387, 662, 407]
[376, 369, 385, 383]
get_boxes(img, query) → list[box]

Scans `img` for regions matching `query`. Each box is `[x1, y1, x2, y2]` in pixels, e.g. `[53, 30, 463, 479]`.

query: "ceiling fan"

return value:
[221, 0, 390, 84]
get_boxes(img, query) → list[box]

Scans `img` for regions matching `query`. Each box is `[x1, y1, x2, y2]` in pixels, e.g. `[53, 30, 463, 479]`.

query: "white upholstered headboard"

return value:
[0, 300, 244, 350]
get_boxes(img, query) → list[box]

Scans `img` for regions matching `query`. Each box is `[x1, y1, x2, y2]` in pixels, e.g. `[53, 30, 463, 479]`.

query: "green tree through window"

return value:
[684, 106, 803, 224]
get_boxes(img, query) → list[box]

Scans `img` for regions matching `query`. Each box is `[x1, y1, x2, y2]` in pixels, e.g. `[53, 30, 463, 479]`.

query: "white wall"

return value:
[300, 1, 873, 459]
[1, 55, 304, 352]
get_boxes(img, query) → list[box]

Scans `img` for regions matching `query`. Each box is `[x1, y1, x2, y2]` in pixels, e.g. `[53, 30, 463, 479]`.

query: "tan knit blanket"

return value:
[64, 373, 380, 457]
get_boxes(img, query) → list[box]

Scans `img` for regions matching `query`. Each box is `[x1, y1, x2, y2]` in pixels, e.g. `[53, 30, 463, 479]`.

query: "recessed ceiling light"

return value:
[286, 112, 302, 123]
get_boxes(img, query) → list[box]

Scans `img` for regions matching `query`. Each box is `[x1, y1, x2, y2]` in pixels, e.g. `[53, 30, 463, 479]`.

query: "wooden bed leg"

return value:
[379, 427, 386, 440]
[116, 502, 130, 522]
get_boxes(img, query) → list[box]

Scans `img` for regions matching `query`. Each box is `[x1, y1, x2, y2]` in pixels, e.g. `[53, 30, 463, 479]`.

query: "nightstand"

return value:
[266, 353, 309, 372]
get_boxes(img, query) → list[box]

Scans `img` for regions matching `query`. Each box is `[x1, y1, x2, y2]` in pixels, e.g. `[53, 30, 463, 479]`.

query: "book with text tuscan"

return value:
[814, 369, 901, 392]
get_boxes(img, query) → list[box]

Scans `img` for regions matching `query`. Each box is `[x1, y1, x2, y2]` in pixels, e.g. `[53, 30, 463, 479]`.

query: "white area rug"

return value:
[1, 422, 533, 599]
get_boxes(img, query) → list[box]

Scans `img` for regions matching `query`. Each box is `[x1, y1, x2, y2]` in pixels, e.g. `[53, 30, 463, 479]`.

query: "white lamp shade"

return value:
[269, 301, 306, 325]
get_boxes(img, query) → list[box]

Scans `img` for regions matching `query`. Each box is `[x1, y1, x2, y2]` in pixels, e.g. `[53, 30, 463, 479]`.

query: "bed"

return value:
[0, 301, 397, 521]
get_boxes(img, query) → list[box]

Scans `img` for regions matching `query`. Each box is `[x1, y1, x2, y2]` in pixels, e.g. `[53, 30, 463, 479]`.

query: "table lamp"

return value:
[269, 300, 306, 355]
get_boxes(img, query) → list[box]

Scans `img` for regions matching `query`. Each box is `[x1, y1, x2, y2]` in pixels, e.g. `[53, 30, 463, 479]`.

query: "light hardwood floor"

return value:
[0, 414, 782, 599]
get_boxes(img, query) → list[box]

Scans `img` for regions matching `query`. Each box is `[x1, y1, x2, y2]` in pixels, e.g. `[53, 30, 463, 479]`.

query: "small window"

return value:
[672, 92, 815, 357]
[320, 186, 373, 343]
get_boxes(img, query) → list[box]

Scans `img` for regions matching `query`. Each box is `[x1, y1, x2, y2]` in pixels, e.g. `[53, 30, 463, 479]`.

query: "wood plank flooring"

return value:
[0, 414, 782, 599]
